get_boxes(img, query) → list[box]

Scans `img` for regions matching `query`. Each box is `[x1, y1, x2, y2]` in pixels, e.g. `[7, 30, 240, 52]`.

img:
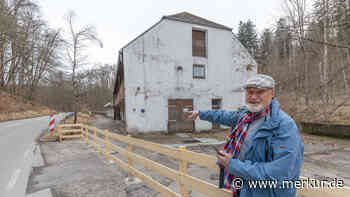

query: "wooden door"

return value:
[168, 99, 194, 132]
[212, 99, 222, 129]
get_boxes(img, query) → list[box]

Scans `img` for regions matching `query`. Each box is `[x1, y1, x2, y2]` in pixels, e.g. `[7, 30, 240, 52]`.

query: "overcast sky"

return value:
[38, 0, 285, 65]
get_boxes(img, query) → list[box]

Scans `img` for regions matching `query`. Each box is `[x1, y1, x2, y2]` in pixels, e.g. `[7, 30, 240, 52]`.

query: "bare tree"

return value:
[0, 0, 62, 102]
[64, 10, 102, 123]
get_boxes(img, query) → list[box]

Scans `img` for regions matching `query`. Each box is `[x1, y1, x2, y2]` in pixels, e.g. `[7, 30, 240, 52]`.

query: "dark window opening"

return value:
[192, 30, 206, 57]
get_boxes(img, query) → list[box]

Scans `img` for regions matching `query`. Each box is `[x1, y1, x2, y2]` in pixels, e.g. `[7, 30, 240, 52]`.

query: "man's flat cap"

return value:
[243, 74, 275, 89]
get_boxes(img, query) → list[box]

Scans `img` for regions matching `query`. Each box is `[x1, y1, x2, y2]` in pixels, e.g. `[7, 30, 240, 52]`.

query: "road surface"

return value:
[0, 113, 67, 197]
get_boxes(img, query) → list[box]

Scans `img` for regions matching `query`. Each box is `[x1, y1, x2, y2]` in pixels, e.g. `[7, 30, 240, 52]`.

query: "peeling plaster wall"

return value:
[123, 19, 257, 133]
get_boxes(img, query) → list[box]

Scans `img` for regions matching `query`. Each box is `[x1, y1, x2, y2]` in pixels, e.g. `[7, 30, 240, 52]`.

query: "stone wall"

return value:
[300, 122, 350, 139]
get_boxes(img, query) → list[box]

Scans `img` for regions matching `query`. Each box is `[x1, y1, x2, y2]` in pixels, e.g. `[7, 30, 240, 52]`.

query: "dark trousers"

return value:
[219, 166, 240, 197]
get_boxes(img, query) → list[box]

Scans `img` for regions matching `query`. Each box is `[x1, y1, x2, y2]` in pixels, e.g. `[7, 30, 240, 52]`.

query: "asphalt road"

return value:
[0, 113, 67, 197]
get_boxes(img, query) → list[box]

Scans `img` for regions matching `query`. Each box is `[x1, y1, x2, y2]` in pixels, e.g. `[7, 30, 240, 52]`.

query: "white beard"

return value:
[246, 103, 265, 113]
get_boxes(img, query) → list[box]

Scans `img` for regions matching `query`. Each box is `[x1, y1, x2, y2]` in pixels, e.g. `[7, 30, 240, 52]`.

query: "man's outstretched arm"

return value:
[198, 110, 240, 127]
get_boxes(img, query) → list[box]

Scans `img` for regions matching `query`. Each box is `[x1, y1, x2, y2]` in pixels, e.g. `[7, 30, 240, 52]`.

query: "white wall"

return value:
[122, 19, 257, 132]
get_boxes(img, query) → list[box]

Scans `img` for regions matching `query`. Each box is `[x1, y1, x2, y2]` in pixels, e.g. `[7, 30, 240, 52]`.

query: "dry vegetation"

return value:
[254, 0, 350, 124]
[278, 94, 350, 124]
[62, 112, 92, 125]
[0, 91, 55, 122]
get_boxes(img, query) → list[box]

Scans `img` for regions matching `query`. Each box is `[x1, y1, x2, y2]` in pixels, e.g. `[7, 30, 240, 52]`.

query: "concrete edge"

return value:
[26, 188, 52, 197]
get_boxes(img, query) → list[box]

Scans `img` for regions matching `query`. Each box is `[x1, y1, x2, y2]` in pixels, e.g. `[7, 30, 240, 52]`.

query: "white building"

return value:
[113, 12, 257, 133]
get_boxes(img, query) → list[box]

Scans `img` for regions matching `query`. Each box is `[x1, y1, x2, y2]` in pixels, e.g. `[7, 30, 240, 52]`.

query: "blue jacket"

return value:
[199, 98, 304, 197]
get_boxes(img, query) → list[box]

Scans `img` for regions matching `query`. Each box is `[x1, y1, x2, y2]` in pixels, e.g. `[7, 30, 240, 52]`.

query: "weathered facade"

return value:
[113, 12, 257, 133]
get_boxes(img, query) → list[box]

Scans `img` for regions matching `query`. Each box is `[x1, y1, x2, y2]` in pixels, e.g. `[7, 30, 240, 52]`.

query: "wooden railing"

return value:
[57, 124, 83, 142]
[58, 124, 350, 197]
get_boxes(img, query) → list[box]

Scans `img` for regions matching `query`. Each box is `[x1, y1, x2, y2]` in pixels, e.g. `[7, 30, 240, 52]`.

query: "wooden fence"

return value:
[57, 124, 350, 197]
[57, 124, 83, 142]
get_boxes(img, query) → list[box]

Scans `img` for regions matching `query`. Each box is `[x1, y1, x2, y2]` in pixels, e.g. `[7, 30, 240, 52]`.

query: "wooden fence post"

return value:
[127, 135, 133, 177]
[80, 124, 84, 140]
[83, 125, 87, 143]
[128, 142, 133, 166]
[105, 129, 111, 160]
[58, 125, 62, 142]
[179, 146, 189, 197]
[93, 127, 97, 148]
[85, 126, 89, 143]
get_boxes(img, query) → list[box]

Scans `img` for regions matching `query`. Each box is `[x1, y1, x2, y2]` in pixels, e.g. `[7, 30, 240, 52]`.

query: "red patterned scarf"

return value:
[223, 107, 269, 195]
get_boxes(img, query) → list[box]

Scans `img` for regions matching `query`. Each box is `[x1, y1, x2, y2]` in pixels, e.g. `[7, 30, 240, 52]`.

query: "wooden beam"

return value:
[109, 143, 180, 181]
[59, 124, 83, 128]
[127, 137, 133, 167]
[179, 146, 189, 197]
[109, 133, 181, 160]
[93, 127, 97, 148]
[62, 135, 81, 139]
[95, 143, 107, 154]
[79, 125, 350, 197]
[61, 129, 82, 133]
[297, 186, 350, 197]
[297, 176, 350, 196]
[58, 125, 62, 142]
[181, 172, 232, 197]
[87, 132, 95, 138]
[85, 125, 106, 135]
[109, 143, 231, 197]
[109, 154, 181, 197]
[94, 135, 106, 145]
[109, 132, 218, 170]
[105, 130, 111, 160]
[180, 148, 217, 170]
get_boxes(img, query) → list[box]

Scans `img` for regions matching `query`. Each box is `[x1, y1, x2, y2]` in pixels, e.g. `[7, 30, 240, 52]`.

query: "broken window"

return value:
[193, 64, 205, 79]
[192, 30, 206, 57]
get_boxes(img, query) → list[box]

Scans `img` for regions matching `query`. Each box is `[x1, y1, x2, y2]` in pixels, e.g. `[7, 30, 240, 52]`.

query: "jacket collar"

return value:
[242, 98, 282, 158]
[241, 98, 281, 125]
[240, 98, 281, 138]
[260, 97, 281, 130]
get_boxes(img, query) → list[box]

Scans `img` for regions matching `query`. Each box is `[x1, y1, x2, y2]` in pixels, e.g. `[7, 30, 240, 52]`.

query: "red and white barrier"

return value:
[49, 113, 56, 132]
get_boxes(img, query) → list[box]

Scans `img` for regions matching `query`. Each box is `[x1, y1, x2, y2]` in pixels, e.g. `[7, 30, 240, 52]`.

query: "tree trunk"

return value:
[74, 95, 78, 124]
[322, 0, 329, 104]
[344, 49, 350, 97]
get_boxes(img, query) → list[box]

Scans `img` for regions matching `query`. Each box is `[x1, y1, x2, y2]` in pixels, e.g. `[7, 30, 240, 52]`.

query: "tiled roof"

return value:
[121, 12, 232, 50]
[162, 12, 232, 31]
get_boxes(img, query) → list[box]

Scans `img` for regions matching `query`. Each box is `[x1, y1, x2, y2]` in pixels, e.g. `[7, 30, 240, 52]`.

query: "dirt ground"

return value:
[27, 114, 350, 197]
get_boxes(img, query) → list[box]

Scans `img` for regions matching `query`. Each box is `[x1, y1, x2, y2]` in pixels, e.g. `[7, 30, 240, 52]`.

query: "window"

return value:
[193, 64, 205, 79]
[192, 30, 206, 57]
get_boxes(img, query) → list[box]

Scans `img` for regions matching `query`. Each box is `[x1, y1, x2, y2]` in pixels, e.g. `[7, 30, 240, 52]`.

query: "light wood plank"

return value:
[109, 143, 180, 181]
[96, 136, 106, 145]
[62, 135, 81, 139]
[181, 173, 232, 197]
[298, 186, 350, 197]
[109, 133, 181, 159]
[109, 133, 218, 170]
[59, 124, 83, 128]
[61, 129, 82, 133]
[180, 149, 218, 170]
[79, 125, 350, 197]
[179, 146, 189, 197]
[109, 154, 181, 197]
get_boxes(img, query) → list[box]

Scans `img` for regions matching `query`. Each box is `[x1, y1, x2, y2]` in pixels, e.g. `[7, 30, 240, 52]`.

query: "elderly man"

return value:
[187, 74, 304, 197]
